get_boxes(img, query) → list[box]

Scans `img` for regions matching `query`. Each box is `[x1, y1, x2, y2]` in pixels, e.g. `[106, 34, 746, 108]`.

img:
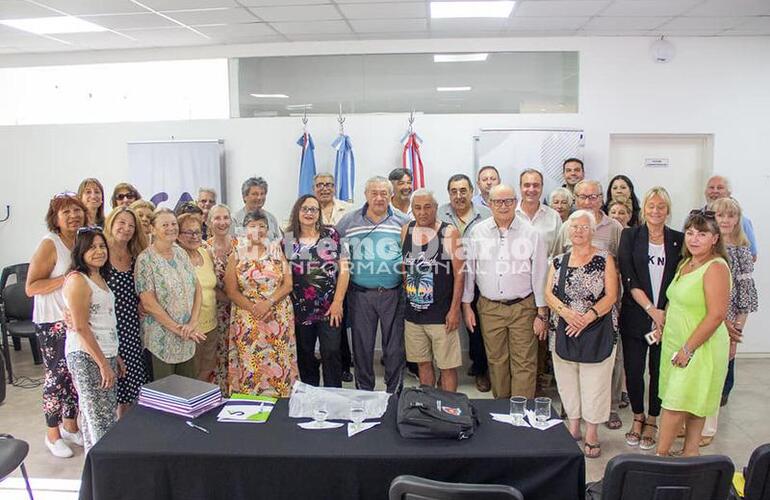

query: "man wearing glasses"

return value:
[554, 180, 622, 256]
[462, 184, 549, 399]
[313, 173, 352, 226]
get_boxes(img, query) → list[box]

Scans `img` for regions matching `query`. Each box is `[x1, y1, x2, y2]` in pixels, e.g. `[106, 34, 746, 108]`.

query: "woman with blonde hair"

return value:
[78, 178, 106, 227]
[129, 199, 155, 239]
[111, 183, 141, 209]
[103, 207, 148, 417]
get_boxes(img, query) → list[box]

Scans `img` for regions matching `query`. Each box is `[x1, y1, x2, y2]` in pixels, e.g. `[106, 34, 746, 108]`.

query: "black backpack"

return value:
[397, 385, 479, 440]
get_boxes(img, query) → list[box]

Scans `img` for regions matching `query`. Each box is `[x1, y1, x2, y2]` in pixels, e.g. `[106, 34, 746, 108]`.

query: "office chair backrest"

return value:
[601, 453, 734, 500]
[2, 283, 33, 321]
[0, 264, 29, 291]
[745, 444, 770, 500]
[389, 475, 524, 500]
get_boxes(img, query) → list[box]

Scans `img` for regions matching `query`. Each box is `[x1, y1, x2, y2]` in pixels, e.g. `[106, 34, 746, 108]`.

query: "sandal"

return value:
[605, 412, 623, 430]
[619, 392, 630, 409]
[699, 436, 714, 447]
[640, 422, 658, 450]
[625, 416, 645, 446]
[584, 442, 602, 459]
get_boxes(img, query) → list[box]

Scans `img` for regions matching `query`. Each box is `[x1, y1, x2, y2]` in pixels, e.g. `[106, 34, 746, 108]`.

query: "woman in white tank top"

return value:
[26, 193, 86, 458]
[63, 226, 125, 453]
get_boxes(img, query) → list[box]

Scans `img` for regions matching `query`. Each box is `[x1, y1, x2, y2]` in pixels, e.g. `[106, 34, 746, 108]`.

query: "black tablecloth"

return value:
[79, 397, 585, 500]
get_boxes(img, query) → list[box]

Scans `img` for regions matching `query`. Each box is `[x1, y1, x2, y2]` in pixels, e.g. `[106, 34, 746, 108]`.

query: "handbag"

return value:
[554, 252, 615, 363]
[397, 385, 478, 440]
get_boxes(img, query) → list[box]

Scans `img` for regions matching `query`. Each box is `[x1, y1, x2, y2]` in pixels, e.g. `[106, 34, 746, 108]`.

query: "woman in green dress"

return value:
[656, 209, 731, 457]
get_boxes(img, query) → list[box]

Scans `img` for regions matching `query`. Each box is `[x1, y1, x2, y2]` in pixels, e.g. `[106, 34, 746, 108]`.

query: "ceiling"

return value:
[0, 0, 768, 55]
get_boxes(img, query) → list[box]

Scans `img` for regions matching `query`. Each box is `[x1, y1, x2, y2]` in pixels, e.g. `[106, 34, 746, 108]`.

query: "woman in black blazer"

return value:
[618, 186, 684, 450]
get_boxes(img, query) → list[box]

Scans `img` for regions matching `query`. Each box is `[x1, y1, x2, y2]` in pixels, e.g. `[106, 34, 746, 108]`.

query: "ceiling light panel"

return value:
[434, 53, 488, 63]
[430, 1, 515, 19]
[0, 16, 108, 34]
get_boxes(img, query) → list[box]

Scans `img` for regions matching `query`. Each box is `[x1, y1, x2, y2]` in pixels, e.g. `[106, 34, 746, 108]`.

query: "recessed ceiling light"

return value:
[434, 53, 489, 63]
[437, 86, 472, 92]
[286, 103, 313, 109]
[0, 16, 108, 34]
[430, 1, 515, 19]
[250, 93, 290, 99]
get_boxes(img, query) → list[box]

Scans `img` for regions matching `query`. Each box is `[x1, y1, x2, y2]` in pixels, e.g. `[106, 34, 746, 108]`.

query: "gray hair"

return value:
[549, 187, 574, 206]
[568, 209, 597, 233]
[241, 176, 268, 199]
[364, 176, 393, 195]
[707, 175, 732, 194]
[313, 172, 335, 183]
[198, 187, 217, 199]
[411, 188, 437, 206]
[206, 203, 231, 226]
[574, 179, 603, 195]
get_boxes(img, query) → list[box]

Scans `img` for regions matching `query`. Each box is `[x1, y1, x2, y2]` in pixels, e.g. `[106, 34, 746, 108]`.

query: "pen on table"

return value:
[186, 420, 210, 434]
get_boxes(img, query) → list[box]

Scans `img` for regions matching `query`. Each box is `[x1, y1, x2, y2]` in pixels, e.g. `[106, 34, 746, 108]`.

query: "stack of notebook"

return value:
[138, 375, 222, 418]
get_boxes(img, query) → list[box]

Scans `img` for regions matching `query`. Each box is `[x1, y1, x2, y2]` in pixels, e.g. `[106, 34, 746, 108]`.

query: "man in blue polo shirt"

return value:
[337, 176, 409, 392]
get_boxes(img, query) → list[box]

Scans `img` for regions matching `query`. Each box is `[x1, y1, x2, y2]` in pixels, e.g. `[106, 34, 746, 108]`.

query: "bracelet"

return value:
[682, 345, 693, 358]
[556, 303, 564, 314]
[589, 307, 599, 318]
[644, 303, 653, 312]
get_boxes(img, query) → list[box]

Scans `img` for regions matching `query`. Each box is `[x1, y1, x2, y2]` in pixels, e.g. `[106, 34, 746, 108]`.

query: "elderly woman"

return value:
[608, 200, 633, 229]
[129, 199, 155, 239]
[176, 212, 218, 382]
[77, 178, 106, 227]
[656, 210, 731, 457]
[284, 195, 349, 388]
[26, 193, 85, 458]
[135, 208, 205, 379]
[545, 209, 619, 459]
[206, 204, 236, 393]
[111, 182, 141, 209]
[62, 227, 124, 452]
[549, 187, 574, 223]
[618, 187, 683, 450]
[104, 207, 148, 417]
[224, 210, 298, 397]
[603, 175, 641, 226]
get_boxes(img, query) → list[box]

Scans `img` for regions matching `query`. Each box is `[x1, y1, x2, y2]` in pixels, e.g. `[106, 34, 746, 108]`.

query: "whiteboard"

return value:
[127, 140, 226, 211]
[474, 129, 585, 199]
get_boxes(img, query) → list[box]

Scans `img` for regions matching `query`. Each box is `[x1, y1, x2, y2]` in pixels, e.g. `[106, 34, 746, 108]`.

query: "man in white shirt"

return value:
[231, 177, 281, 240]
[462, 184, 549, 399]
[389, 167, 413, 219]
[516, 169, 562, 257]
[313, 173, 352, 226]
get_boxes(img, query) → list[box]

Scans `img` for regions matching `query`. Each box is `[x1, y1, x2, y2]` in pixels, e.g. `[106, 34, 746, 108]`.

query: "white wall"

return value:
[1, 36, 769, 351]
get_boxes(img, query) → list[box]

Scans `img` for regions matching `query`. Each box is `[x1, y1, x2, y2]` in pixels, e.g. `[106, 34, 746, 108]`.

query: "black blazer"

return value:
[618, 224, 684, 339]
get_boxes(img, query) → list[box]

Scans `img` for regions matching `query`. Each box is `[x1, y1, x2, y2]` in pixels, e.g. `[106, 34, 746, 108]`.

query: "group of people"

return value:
[25, 160, 757, 462]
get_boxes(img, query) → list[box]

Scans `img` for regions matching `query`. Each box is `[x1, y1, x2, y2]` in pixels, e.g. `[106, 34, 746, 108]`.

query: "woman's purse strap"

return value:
[556, 252, 571, 303]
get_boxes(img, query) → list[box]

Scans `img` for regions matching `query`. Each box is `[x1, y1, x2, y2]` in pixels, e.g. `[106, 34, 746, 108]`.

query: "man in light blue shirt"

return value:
[471, 165, 500, 209]
[337, 176, 409, 392]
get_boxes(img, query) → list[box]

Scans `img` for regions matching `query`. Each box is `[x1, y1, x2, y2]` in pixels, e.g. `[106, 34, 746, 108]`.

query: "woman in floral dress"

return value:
[224, 209, 298, 397]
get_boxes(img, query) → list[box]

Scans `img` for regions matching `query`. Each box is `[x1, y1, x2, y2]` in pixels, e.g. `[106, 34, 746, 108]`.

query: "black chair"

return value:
[0, 263, 40, 383]
[742, 443, 770, 500]
[593, 453, 734, 500]
[389, 475, 524, 500]
[0, 434, 34, 499]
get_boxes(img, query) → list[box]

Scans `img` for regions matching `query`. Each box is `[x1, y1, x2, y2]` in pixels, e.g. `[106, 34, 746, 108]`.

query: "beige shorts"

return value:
[404, 321, 462, 370]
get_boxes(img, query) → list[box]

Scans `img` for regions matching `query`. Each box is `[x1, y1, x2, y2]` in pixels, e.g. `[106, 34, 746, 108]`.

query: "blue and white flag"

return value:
[333, 134, 355, 202]
[297, 132, 316, 196]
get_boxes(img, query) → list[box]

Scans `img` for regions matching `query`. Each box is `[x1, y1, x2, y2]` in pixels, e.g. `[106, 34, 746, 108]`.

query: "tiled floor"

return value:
[2, 344, 769, 499]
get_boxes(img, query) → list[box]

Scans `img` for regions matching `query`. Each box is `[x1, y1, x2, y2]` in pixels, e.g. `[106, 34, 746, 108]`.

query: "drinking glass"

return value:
[535, 397, 552, 427]
[509, 396, 526, 426]
[350, 401, 366, 431]
[312, 397, 329, 428]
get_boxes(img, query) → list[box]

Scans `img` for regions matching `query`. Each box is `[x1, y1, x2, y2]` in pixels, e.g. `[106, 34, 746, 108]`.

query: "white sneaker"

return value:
[60, 426, 84, 447]
[45, 437, 74, 458]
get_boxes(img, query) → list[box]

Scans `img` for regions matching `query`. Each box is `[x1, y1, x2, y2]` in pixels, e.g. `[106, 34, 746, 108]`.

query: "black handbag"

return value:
[554, 252, 615, 364]
[397, 385, 478, 440]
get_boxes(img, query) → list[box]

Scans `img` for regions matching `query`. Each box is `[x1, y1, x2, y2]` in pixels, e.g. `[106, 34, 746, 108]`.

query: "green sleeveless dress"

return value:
[659, 258, 730, 417]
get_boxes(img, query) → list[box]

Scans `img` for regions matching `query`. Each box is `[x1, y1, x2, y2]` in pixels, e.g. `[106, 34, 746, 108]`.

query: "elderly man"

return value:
[517, 169, 562, 256]
[472, 165, 500, 208]
[462, 184, 549, 399]
[704, 175, 757, 259]
[439, 174, 492, 392]
[554, 179, 625, 428]
[337, 176, 409, 392]
[313, 173, 352, 226]
[562, 158, 585, 194]
[401, 189, 464, 392]
[197, 187, 216, 239]
[232, 177, 281, 240]
[389, 167, 413, 218]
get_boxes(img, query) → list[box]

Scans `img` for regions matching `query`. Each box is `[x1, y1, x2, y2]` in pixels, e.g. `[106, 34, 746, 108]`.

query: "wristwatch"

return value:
[537, 314, 549, 322]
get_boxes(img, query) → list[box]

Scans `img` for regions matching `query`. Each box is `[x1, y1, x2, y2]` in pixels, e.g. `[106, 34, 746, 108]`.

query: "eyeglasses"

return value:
[569, 224, 591, 232]
[300, 206, 320, 214]
[116, 192, 137, 201]
[576, 194, 602, 202]
[315, 182, 334, 189]
[489, 198, 516, 207]
[179, 230, 202, 238]
[77, 225, 103, 235]
[689, 209, 716, 220]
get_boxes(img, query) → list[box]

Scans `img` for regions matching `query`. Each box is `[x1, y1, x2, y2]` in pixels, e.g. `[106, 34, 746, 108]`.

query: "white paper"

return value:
[490, 412, 530, 427]
[347, 421, 380, 437]
[298, 420, 345, 430]
[525, 409, 563, 431]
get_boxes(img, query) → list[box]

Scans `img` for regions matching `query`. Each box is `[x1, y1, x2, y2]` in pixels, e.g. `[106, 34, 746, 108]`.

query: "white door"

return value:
[609, 134, 713, 230]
